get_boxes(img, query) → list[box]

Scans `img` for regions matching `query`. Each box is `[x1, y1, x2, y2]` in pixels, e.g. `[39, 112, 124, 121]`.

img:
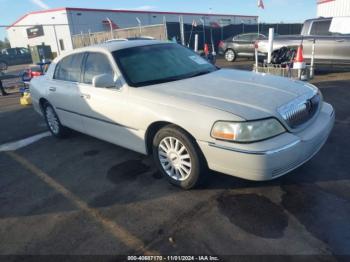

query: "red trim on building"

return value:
[317, 0, 336, 4]
[6, 8, 66, 29]
[7, 7, 258, 29]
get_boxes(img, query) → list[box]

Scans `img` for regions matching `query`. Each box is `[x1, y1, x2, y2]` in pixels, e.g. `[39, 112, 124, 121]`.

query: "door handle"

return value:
[80, 93, 91, 99]
[335, 39, 345, 42]
[49, 87, 56, 92]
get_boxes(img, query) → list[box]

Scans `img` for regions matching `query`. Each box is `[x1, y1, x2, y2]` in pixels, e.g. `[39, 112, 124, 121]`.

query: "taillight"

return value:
[218, 41, 224, 48]
[31, 71, 42, 78]
[254, 41, 259, 49]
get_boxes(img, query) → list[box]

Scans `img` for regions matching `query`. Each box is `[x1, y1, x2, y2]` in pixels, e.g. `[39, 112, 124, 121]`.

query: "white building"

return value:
[6, 7, 257, 55]
[317, 0, 350, 17]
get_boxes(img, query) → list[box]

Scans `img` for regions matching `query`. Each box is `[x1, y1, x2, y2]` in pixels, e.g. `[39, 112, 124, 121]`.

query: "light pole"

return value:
[106, 17, 113, 39]
[136, 17, 142, 36]
[200, 18, 205, 48]
[209, 8, 215, 55]
[241, 20, 245, 33]
[51, 17, 60, 55]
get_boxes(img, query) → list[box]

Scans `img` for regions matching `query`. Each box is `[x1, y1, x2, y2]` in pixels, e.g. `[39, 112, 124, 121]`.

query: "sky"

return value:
[0, 0, 317, 40]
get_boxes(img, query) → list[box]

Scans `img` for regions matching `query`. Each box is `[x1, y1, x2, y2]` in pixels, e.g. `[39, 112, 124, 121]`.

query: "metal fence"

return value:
[166, 22, 303, 51]
[72, 24, 167, 49]
[72, 22, 303, 51]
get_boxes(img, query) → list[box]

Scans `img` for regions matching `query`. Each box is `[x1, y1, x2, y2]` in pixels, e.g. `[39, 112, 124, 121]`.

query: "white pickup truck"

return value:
[257, 17, 350, 65]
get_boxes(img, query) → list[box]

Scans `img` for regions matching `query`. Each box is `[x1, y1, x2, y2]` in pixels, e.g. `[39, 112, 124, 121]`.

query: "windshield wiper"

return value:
[188, 69, 216, 78]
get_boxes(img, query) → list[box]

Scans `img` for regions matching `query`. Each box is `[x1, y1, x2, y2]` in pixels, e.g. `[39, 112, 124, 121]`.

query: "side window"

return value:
[83, 53, 114, 85]
[310, 20, 331, 36]
[248, 34, 259, 41]
[237, 34, 250, 41]
[54, 53, 84, 82]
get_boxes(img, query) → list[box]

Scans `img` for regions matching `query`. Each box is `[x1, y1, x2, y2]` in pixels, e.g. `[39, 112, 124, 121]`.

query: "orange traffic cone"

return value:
[294, 44, 304, 63]
[204, 43, 209, 56]
[293, 44, 306, 69]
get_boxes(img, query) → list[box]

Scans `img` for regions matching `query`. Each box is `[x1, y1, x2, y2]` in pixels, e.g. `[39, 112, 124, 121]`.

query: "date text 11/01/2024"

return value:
[127, 256, 220, 261]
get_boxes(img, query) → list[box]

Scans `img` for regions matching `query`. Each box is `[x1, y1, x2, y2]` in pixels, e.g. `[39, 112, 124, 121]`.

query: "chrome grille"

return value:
[278, 92, 320, 128]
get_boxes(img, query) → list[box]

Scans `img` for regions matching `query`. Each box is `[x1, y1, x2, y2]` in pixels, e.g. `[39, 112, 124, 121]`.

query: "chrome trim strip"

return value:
[56, 107, 139, 131]
[208, 140, 301, 155]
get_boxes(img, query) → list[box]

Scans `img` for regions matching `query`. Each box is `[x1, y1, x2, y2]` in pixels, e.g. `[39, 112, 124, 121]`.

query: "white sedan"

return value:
[30, 40, 335, 189]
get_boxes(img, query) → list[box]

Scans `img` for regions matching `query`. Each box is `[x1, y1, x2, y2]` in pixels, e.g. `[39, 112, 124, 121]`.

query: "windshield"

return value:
[112, 43, 217, 87]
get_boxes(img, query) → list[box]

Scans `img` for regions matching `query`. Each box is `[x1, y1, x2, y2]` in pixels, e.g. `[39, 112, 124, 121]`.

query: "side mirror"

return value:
[92, 74, 116, 88]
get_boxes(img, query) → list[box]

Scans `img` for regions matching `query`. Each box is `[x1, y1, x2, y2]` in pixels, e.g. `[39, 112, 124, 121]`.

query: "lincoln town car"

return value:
[30, 41, 335, 189]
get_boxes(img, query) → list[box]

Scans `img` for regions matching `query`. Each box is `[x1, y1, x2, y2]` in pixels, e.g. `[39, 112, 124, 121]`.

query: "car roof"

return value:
[304, 17, 332, 23]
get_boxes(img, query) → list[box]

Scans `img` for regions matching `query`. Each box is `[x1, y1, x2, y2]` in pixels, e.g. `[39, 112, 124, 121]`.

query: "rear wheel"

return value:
[152, 125, 205, 189]
[224, 49, 237, 62]
[43, 103, 69, 138]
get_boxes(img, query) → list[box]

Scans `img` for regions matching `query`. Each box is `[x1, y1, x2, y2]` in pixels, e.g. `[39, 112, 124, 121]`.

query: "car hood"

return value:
[145, 69, 317, 120]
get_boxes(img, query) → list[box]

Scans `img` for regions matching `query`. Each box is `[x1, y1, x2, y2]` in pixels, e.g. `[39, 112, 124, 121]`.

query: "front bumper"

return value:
[197, 102, 335, 181]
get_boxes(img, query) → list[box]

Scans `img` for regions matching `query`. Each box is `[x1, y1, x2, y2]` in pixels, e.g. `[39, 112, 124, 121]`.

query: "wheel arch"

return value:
[39, 97, 50, 112]
[145, 121, 201, 156]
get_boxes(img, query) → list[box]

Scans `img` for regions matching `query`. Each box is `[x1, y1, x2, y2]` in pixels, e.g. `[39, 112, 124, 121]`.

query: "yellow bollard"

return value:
[20, 92, 32, 106]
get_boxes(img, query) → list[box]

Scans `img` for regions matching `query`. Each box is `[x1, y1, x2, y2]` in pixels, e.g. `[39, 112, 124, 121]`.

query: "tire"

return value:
[43, 103, 69, 138]
[224, 49, 237, 62]
[0, 61, 8, 71]
[152, 125, 206, 189]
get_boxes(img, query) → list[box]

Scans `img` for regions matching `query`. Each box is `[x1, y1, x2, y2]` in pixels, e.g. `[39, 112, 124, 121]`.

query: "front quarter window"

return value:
[113, 43, 216, 87]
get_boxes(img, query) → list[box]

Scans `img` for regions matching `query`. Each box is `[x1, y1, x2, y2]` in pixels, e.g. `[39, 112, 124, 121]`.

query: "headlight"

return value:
[211, 118, 285, 142]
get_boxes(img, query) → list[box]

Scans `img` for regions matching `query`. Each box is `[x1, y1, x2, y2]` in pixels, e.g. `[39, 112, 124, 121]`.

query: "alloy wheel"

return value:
[225, 50, 236, 62]
[45, 106, 60, 134]
[158, 136, 192, 181]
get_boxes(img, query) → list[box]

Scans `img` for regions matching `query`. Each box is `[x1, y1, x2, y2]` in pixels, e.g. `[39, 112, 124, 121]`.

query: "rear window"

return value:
[310, 20, 331, 36]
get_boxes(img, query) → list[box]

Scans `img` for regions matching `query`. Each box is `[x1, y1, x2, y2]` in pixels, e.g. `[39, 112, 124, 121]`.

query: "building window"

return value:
[59, 39, 65, 51]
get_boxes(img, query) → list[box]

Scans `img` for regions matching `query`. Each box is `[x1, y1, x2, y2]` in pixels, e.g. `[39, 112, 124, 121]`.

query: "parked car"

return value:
[30, 41, 335, 189]
[218, 33, 266, 62]
[257, 17, 350, 65]
[0, 47, 32, 70]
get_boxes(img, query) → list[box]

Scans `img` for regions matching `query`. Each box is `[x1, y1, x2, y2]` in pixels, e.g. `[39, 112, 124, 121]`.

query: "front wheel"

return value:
[43, 103, 69, 138]
[224, 49, 237, 62]
[152, 125, 206, 189]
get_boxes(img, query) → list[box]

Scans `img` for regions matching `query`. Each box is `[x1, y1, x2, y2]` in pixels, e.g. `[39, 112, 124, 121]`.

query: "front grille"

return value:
[278, 93, 320, 128]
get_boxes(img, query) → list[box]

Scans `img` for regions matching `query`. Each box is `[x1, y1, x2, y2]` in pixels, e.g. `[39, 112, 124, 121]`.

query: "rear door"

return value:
[332, 34, 350, 65]
[234, 34, 253, 55]
[47, 52, 85, 132]
[306, 19, 334, 64]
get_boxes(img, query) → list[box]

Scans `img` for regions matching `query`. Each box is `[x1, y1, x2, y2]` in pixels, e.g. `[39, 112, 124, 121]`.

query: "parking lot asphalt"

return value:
[1, 59, 350, 258]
